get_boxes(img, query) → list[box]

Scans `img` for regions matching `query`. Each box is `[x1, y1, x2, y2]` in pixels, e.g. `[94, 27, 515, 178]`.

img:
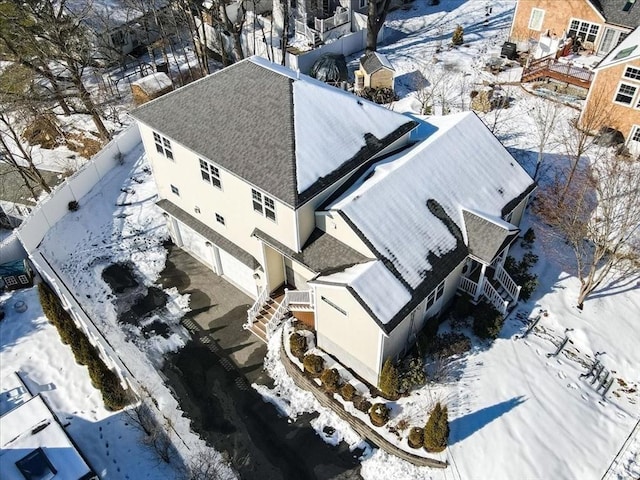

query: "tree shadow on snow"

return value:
[449, 396, 526, 445]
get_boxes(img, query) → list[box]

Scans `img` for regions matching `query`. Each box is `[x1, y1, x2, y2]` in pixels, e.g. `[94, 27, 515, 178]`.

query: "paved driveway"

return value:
[156, 244, 270, 385]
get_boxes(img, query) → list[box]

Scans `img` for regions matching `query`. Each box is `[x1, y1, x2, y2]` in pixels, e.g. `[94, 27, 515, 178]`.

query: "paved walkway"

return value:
[156, 244, 270, 385]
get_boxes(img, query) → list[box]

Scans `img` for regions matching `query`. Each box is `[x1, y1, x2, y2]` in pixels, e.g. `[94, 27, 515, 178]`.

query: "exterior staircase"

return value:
[247, 297, 279, 343]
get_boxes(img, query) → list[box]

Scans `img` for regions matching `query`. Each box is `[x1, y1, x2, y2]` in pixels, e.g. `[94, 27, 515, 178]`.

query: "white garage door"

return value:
[178, 222, 214, 270]
[218, 247, 256, 297]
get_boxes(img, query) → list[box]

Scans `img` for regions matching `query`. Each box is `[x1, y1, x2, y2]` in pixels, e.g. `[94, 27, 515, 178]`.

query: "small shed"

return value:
[131, 72, 173, 106]
[0, 259, 33, 291]
[355, 52, 395, 92]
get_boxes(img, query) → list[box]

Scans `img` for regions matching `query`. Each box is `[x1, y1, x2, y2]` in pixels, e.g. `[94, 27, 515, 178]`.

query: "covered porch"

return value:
[457, 252, 521, 315]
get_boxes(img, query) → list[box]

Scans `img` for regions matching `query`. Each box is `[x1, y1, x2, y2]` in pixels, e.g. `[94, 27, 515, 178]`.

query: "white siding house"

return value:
[131, 56, 535, 387]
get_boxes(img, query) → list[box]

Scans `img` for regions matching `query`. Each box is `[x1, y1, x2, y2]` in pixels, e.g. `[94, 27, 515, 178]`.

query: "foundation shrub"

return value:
[353, 396, 372, 413]
[369, 403, 390, 427]
[302, 354, 324, 377]
[472, 302, 504, 340]
[340, 383, 356, 401]
[320, 368, 341, 393]
[289, 332, 307, 360]
[378, 358, 399, 399]
[424, 402, 449, 452]
[408, 427, 424, 449]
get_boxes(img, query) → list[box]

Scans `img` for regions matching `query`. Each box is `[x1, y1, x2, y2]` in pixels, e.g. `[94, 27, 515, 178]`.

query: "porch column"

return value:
[474, 263, 487, 302]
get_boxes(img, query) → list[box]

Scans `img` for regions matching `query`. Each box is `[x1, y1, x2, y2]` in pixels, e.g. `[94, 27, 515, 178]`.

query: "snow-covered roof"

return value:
[131, 56, 416, 207]
[0, 373, 31, 416]
[132, 72, 173, 94]
[322, 112, 534, 326]
[595, 26, 640, 70]
[313, 261, 411, 324]
[0, 394, 93, 480]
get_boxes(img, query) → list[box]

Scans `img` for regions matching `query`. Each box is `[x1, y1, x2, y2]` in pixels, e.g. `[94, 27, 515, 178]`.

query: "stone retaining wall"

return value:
[280, 341, 448, 469]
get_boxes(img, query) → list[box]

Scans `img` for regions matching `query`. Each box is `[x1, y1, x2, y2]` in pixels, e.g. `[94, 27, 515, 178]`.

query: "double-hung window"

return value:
[426, 280, 445, 310]
[567, 19, 600, 43]
[153, 132, 173, 160]
[614, 83, 637, 106]
[528, 8, 545, 31]
[623, 66, 640, 81]
[251, 188, 276, 221]
[200, 159, 221, 188]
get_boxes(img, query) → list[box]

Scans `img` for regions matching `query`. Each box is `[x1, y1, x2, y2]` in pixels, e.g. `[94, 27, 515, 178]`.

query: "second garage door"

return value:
[218, 247, 257, 297]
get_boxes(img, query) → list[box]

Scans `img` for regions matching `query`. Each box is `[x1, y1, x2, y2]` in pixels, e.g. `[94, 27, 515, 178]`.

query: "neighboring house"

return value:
[131, 56, 534, 386]
[354, 51, 395, 91]
[0, 373, 97, 480]
[510, 0, 638, 57]
[0, 165, 62, 228]
[0, 259, 33, 291]
[64, 0, 169, 64]
[581, 26, 640, 154]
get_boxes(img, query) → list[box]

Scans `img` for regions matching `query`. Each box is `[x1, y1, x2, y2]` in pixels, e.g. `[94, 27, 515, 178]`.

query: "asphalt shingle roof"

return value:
[0, 165, 62, 205]
[589, 0, 640, 28]
[131, 57, 415, 208]
[463, 210, 519, 264]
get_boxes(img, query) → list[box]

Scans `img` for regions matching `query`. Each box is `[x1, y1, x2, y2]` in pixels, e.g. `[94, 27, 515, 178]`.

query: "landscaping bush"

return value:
[451, 293, 472, 320]
[504, 255, 539, 302]
[472, 302, 504, 340]
[428, 332, 472, 358]
[302, 354, 324, 377]
[378, 358, 399, 399]
[521, 227, 536, 248]
[408, 427, 424, 449]
[289, 332, 307, 360]
[68, 200, 79, 211]
[357, 86, 398, 104]
[320, 368, 341, 393]
[399, 356, 426, 394]
[369, 403, 390, 427]
[340, 383, 356, 401]
[452, 25, 464, 45]
[37, 282, 130, 411]
[424, 402, 449, 452]
[353, 396, 372, 413]
[417, 315, 442, 353]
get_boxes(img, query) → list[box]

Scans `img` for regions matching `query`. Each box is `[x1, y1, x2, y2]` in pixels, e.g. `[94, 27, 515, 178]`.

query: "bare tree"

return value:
[366, 0, 392, 52]
[529, 96, 562, 179]
[182, 449, 230, 480]
[536, 147, 640, 309]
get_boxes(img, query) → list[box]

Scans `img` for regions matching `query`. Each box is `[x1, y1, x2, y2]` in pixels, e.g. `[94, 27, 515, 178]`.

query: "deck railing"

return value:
[314, 9, 349, 33]
[284, 289, 314, 310]
[245, 286, 268, 329]
[521, 54, 594, 87]
[495, 264, 521, 304]
[483, 281, 509, 315]
[458, 276, 479, 298]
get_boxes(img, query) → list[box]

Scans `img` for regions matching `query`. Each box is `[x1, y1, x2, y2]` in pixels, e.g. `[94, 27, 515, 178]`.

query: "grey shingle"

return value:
[253, 227, 369, 274]
[0, 165, 63, 205]
[588, 0, 640, 28]
[462, 210, 519, 264]
[156, 199, 259, 269]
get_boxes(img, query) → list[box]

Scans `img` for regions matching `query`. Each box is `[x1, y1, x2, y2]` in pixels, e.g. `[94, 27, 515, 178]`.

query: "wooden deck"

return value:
[521, 55, 593, 89]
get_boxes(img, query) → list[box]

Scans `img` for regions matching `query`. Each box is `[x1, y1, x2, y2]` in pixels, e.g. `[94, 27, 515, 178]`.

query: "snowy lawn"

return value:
[0, 286, 182, 479]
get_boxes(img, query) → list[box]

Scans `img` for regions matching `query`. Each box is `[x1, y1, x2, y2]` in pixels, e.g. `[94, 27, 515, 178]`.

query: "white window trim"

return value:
[613, 81, 638, 107]
[567, 18, 600, 43]
[199, 158, 222, 189]
[251, 188, 277, 222]
[528, 8, 545, 31]
[629, 125, 640, 144]
[623, 66, 640, 82]
[426, 280, 446, 311]
[153, 132, 174, 160]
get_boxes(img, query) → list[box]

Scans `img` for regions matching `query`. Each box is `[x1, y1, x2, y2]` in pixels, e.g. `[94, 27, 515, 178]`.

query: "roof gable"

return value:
[131, 57, 415, 208]
[595, 26, 640, 70]
[360, 51, 394, 74]
[462, 209, 519, 264]
[329, 112, 534, 292]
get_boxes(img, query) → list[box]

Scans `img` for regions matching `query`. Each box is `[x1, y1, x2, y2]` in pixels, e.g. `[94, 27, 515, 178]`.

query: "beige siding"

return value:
[381, 260, 465, 363]
[315, 284, 383, 384]
[264, 245, 285, 291]
[315, 212, 374, 257]
[510, 0, 603, 43]
[368, 69, 394, 90]
[582, 59, 640, 143]
[138, 123, 298, 261]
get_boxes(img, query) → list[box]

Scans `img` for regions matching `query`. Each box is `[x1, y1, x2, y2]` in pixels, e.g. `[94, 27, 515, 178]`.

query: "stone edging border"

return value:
[279, 338, 449, 469]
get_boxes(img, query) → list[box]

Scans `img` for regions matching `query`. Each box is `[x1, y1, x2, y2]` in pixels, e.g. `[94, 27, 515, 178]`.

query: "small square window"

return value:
[624, 66, 640, 81]
[215, 213, 225, 225]
[170, 184, 180, 196]
[18, 274, 29, 284]
[5, 276, 17, 286]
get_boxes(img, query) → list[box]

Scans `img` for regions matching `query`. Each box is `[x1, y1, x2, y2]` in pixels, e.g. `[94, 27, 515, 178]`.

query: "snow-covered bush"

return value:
[369, 403, 390, 427]
[408, 427, 424, 449]
[289, 331, 307, 360]
[320, 368, 341, 393]
[452, 25, 464, 45]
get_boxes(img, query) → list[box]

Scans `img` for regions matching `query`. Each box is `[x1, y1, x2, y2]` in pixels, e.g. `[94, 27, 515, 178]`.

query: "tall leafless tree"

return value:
[529, 96, 562, 180]
[536, 147, 640, 309]
[366, 0, 392, 52]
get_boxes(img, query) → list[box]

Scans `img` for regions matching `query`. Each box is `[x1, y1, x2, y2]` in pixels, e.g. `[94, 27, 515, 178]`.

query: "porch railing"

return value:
[314, 8, 349, 33]
[521, 54, 594, 87]
[245, 285, 268, 330]
[483, 281, 509, 315]
[285, 289, 314, 310]
[458, 276, 479, 298]
[494, 264, 521, 304]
